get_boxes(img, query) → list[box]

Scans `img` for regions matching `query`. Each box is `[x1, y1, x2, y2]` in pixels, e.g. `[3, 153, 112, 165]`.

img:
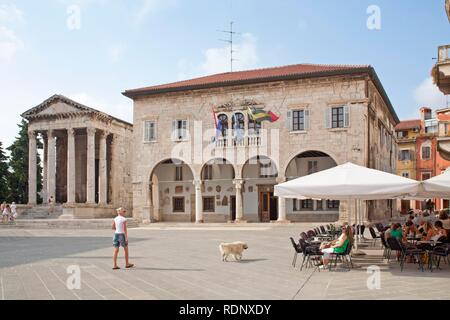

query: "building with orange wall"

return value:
[396, 107, 450, 213]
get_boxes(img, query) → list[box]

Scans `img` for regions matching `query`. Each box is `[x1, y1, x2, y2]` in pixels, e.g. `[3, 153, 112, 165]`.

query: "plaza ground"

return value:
[1, 223, 449, 300]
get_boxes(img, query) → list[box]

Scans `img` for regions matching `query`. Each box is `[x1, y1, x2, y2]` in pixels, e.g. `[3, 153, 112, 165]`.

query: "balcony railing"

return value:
[212, 134, 262, 148]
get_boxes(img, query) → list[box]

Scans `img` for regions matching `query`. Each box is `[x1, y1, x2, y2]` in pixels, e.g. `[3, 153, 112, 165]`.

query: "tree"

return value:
[7, 120, 42, 204]
[0, 141, 9, 201]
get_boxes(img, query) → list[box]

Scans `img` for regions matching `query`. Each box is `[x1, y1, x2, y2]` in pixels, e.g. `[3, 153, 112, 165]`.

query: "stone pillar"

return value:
[47, 130, 56, 202]
[276, 176, 290, 223]
[99, 131, 108, 205]
[86, 127, 96, 204]
[233, 179, 245, 222]
[67, 128, 76, 204]
[42, 134, 48, 204]
[194, 180, 203, 223]
[28, 130, 37, 205]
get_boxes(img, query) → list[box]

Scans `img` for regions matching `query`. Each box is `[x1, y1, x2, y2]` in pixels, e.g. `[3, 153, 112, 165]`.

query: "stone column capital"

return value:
[193, 180, 203, 189]
[67, 128, 76, 137]
[100, 130, 110, 139]
[47, 129, 55, 139]
[87, 127, 96, 136]
[276, 176, 286, 184]
[233, 179, 244, 188]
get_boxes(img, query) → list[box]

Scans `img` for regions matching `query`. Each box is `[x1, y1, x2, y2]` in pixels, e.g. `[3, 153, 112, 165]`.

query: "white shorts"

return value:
[322, 248, 335, 259]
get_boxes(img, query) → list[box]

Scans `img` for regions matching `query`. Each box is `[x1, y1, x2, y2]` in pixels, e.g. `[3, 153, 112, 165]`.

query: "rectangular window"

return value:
[144, 121, 156, 142]
[301, 199, 313, 210]
[260, 162, 277, 178]
[421, 173, 431, 181]
[327, 200, 340, 209]
[175, 166, 183, 181]
[422, 146, 431, 160]
[331, 107, 344, 128]
[202, 197, 215, 212]
[397, 131, 407, 138]
[172, 197, 185, 212]
[307, 161, 318, 175]
[172, 119, 188, 140]
[399, 150, 411, 161]
[445, 123, 449, 135]
[292, 110, 305, 131]
[203, 165, 213, 180]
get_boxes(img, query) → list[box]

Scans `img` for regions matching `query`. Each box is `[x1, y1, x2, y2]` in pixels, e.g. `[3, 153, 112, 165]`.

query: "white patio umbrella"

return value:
[275, 162, 421, 251]
[420, 169, 450, 198]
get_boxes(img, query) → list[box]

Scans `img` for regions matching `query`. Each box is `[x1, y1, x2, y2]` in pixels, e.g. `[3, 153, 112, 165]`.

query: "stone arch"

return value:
[282, 148, 340, 178]
[284, 150, 338, 180]
[241, 155, 279, 179]
[200, 157, 236, 181]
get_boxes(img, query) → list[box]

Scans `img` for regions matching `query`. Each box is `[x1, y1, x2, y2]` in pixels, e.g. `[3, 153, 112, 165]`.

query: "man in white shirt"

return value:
[112, 208, 134, 270]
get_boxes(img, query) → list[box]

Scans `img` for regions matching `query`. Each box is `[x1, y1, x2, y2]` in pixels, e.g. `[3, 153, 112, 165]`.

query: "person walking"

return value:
[48, 196, 55, 214]
[112, 208, 134, 270]
[10, 202, 17, 221]
[2, 204, 11, 224]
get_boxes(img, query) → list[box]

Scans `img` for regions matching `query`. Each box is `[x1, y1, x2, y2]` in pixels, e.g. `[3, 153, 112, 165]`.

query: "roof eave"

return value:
[122, 67, 372, 99]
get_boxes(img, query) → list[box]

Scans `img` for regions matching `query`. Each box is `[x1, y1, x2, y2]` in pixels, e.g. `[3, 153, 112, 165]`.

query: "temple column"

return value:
[28, 130, 37, 205]
[67, 128, 76, 204]
[42, 134, 48, 204]
[47, 130, 56, 202]
[233, 179, 245, 222]
[86, 127, 96, 204]
[194, 180, 203, 223]
[99, 131, 108, 205]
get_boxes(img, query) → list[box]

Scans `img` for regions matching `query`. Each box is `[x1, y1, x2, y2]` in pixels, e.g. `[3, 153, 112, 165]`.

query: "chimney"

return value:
[420, 107, 432, 121]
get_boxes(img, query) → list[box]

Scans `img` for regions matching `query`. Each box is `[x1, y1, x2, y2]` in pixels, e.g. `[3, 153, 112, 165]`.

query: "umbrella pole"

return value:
[352, 199, 366, 257]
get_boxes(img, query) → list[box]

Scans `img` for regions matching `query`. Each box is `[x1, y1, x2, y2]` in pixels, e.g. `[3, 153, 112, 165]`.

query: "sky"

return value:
[0, 0, 449, 149]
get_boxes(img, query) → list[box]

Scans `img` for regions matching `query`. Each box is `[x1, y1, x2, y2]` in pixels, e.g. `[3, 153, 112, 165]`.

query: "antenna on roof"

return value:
[217, 21, 241, 72]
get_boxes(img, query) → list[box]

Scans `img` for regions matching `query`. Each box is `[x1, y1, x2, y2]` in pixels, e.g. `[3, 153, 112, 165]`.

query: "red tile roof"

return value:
[123, 63, 371, 97]
[395, 119, 421, 131]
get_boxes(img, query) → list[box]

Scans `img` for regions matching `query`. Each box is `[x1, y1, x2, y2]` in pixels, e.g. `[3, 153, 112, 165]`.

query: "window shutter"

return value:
[144, 121, 149, 142]
[171, 120, 177, 141]
[286, 111, 292, 131]
[304, 109, 310, 131]
[183, 120, 189, 139]
[344, 105, 350, 128]
[325, 108, 332, 129]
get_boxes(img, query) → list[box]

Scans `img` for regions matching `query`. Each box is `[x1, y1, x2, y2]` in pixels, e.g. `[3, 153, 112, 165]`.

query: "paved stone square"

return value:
[1, 223, 449, 300]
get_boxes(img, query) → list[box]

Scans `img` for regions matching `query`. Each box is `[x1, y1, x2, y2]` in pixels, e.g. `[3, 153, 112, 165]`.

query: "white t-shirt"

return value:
[114, 215, 127, 234]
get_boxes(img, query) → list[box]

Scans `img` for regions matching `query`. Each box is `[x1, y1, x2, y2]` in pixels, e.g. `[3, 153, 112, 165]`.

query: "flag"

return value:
[233, 113, 244, 141]
[247, 107, 280, 123]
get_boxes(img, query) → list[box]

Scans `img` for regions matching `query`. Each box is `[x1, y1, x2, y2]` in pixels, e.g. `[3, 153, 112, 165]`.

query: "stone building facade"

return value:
[23, 95, 133, 218]
[122, 64, 399, 223]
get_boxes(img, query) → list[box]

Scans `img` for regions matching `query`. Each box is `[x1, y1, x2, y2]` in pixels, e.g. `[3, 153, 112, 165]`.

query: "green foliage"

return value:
[0, 141, 9, 201]
[7, 120, 42, 204]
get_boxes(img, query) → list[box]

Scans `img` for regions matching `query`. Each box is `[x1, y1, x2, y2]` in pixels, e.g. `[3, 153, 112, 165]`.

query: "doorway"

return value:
[259, 185, 278, 222]
[230, 196, 236, 221]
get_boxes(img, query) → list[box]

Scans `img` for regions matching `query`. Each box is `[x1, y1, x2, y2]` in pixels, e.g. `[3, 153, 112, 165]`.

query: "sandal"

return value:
[112, 266, 120, 270]
[125, 264, 134, 269]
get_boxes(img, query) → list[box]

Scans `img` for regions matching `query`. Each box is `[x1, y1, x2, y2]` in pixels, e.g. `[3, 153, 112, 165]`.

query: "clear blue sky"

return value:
[0, 0, 449, 147]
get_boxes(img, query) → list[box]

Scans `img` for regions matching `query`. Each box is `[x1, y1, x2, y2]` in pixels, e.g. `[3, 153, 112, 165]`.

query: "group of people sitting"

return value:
[385, 211, 450, 244]
[1, 201, 17, 223]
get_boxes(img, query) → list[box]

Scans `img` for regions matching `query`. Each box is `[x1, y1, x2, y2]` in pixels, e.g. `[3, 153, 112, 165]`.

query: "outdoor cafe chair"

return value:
[290, 237, 302, 268]
[300, 232, 308, 241]
[320, 226, 326, 234]
[380, 232, 391, 259]
[299, 239, 322, 271]
[369, 227, 381, 247]
[329, 241, 353, 270]
[306, 230, 316, 238]
[429, 244, 450, 271]
[386, 237, 425, 272]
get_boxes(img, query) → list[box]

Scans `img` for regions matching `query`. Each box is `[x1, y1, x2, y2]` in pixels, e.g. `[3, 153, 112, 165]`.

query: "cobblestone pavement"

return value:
[1, 223, 449, 300]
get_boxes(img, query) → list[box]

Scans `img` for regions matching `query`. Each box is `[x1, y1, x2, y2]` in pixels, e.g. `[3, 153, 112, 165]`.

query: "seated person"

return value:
[402, 220, 418, 240]
[422, 221, 436, 240]
[429, 221, 447, 241]
[439, 212, 450, 230]
[387, 223, 403, 240]
[319, 225, 353, 269]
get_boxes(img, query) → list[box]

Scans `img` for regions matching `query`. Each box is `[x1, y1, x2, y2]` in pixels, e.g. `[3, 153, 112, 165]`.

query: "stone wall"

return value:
[131, 74, 398, 223]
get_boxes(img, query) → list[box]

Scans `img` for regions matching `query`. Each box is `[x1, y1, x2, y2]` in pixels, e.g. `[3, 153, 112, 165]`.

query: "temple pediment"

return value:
[22, 94, 96, 120]
[21, 94, 132, 126]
